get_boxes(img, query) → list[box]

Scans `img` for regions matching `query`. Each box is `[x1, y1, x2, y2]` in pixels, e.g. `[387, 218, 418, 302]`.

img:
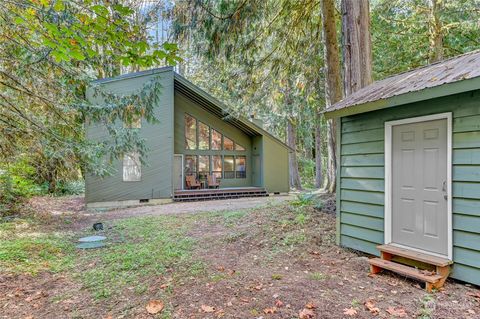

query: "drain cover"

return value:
[78, 235, 106, 242]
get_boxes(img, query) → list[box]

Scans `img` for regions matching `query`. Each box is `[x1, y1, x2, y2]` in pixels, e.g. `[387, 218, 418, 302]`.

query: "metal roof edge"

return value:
[173, 73, 292, 151]
[91, 66, 174, 85]
[324, 76, 480, 119]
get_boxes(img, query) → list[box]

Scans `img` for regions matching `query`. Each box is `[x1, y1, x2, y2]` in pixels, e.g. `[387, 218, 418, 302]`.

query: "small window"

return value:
[185, 114, 197, 149]
[185, 155, 197, 176]
[123, 152, 141, 181]
[224, 155, 235, 179]
[235, 143, 245, 151]
[224, 136, 234, 151]
[211, 129, 222, 150]
[198, 121, 210, 150]
[212, 155, 222, 179]
[198, 155, 210, 179]
[236, 156, 246, 178]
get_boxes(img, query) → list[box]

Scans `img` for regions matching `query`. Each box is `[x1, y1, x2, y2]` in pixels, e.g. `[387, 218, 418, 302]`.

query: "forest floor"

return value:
[1, 195, 479, 319]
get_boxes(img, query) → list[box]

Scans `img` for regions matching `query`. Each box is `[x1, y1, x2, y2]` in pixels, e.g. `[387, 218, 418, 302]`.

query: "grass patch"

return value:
[308, 272, 327, 281]
[77, 216, 196, 300]
[0, 219, 74, 274]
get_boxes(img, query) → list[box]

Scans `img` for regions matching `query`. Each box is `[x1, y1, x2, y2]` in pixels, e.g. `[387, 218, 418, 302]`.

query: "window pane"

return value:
[211, 129, 222, 150]
[224, 155, 235, 179]
[224, 136, 234, 151]
[198, 155, 210, 179]
[235, 143, 245, 151]
[236, 156, 246, 178]
[212, 155, 222, 178]
[185, 155, 197, 176]
[123, 152, 141, 181]
[198, 121, 210, 150]
[185, 114, 197, 149]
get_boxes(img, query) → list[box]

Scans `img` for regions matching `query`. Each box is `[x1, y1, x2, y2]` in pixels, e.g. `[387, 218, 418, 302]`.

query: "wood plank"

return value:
[453, 214, 480, 233]
[341, 141, 384, 155]
[454, 247, 480, 268]
[368, 258, 443, 283]
[450, 263, 480, 286]
[341, 166, 384, 179]
[453, 149, 480, 165]
[342, 128, 384, 145]
[341, 224, 383, 243]
[341, 154, 384, 167]
[341, 178, 384, 192]
[453, 230, 480, 251]
[453, 166, 480, 182]
[453, 131, 480, 149]
[341, 189, 384, 205]
[341, 212, 384, 231]
[453, 182, 480, 199]
[341, 200, 384, 218]
[340, 235, 380, 256]
[453, 114, 480, 132]
[453, 198, 480, 216]
[377, 244, 452, 266]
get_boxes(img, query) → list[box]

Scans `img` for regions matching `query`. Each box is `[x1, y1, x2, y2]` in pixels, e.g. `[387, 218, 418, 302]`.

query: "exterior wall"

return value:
[85, 70, 174, 202]
[263, 135, 290, 193]
[339, 90, 480, 285]
[173, 91, 252, 187]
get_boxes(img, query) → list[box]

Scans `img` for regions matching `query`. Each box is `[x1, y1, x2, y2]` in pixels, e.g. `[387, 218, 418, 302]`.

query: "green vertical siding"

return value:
[339, 90, 480, 285]
[85, 69, 174, 202]
[263, 135, 290, 193]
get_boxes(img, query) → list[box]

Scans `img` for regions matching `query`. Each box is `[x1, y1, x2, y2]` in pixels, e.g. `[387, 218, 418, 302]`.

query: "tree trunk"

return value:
[429, 0, 443, 63]
[321, 0, 343, 193]
[341, 0, 373, 96]
[314, 118, 323, 188]
[287, 118, 302, 190]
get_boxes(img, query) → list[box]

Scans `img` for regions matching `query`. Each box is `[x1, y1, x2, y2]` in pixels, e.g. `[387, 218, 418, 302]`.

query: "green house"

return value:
[325, 50, 480, 286]
[85, 67, 290, 207]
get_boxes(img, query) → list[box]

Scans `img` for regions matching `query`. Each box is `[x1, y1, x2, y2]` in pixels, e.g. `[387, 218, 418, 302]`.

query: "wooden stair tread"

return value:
[377, 244, 452, 267]
[369, 258, 443, 283]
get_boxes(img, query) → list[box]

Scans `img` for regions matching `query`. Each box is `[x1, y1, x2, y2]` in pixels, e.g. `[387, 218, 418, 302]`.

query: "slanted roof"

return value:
[325, 50, 480, 119]
[91, 67, 291, 150]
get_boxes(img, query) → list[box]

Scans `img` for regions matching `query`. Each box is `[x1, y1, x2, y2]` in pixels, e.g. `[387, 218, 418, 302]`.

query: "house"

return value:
[85, 67, 290, 207]
[325, 50, 480, 288]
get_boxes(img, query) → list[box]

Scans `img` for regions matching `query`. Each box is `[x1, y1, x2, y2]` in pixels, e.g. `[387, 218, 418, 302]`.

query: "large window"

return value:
[198, 155, 210, 179]
[198, 121, 210, 150]
[224, 156, 235, 179]
[185, 155, 197, 176]
[212, 155, 222, 178]
[236, 156, 246, 178]
[185, 114, 197, 150]
[123, 152, 141, 181]
[211, 129, 222, 150]
[224, 136, 234, 151]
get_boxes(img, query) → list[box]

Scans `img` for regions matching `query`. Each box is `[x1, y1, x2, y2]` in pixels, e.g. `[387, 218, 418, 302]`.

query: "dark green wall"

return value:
[85, 69, 174, 202]
[338, 89, 480, 285]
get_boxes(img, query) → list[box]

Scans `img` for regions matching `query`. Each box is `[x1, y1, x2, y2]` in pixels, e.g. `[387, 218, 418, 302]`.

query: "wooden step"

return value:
[369, 258, 443, 283]
[377, 244, 452, 267]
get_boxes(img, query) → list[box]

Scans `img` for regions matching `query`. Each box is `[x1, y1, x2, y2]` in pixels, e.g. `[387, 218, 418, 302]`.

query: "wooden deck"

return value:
[173, 187, 268, 202]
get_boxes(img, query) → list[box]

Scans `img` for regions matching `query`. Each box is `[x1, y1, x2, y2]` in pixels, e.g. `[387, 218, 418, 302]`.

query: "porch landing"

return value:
[173, 187, 268, 202]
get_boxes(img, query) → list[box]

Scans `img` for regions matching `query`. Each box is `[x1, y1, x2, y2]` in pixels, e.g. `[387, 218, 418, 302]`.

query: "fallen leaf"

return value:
[467, 309, 476, 315]
[386, 306, 407, 317]
[263, 307, 277, 314]
[299, 308, 315, 319]
[364, 300, 380, 315]
[343, 307, 357, 316]
[305, 302, 317, 309]
[420, 269, 436, 276]
[275, 300, 284, 307]
[201, 305, 216, 313]
[146, 300, 164, 314]
[160, 283, 169, 289]
[217, 265, 225, 271]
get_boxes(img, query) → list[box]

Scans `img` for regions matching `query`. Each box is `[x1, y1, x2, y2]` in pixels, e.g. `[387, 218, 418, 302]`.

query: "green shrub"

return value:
[54, 180, 85, 195]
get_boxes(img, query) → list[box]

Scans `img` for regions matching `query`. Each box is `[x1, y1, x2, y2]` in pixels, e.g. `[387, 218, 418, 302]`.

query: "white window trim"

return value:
[384, 112, 452, 260]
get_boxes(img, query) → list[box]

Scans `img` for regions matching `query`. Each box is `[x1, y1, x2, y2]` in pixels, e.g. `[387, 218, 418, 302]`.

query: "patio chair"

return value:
[207, 174, 220, 189]
[186, 175, 201, 189]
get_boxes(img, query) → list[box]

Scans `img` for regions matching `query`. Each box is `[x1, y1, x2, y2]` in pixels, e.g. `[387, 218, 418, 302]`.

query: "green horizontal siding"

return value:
[339, 90, 480, 285]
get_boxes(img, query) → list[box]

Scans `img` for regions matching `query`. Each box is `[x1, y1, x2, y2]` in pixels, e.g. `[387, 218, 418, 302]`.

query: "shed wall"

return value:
[85, 71, 174, 202]
[339, 90, 480, 285]
[263, 135, 290, 193]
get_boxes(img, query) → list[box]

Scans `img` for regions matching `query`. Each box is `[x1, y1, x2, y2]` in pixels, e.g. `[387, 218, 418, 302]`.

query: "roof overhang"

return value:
[324, 76, 480, 120]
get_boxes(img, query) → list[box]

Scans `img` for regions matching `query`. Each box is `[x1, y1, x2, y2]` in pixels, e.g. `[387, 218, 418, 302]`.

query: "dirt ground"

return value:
[1, 195, 480, 319]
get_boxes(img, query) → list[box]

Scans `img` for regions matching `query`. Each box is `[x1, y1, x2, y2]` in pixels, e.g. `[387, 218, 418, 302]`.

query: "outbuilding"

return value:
[325, 50, 480, 286]
[85, 67, 290, 207]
